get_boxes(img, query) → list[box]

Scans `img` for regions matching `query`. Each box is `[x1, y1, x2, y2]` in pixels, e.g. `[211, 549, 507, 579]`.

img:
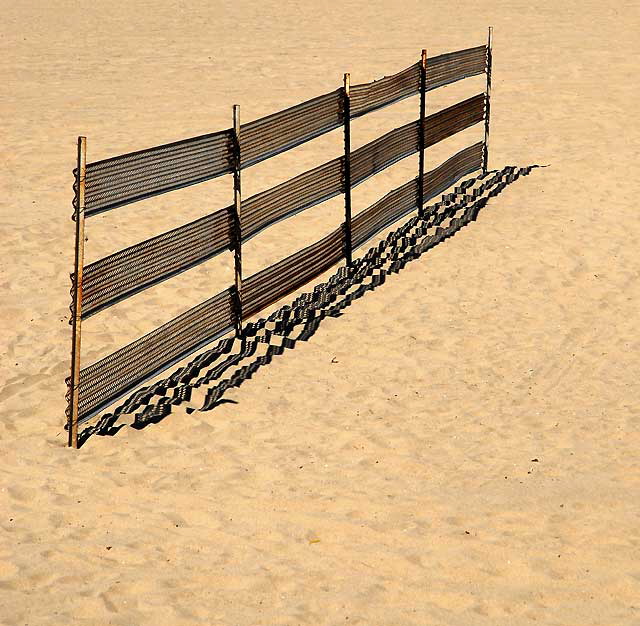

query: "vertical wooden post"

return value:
[342, 72, 353, 267]
[68, 136, 86, 449]
[482, 27, 493, 175]
[232, 104, 243, 336]
[417, 49, 427, 217]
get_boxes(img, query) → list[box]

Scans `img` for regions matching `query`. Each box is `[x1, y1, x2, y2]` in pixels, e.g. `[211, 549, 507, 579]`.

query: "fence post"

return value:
[417, 49, 427, 217]
[68, 136, 87, 449]
[342, 72, 353, 267]
[232, 104, 243, 336]
[482, 27, 493, 175]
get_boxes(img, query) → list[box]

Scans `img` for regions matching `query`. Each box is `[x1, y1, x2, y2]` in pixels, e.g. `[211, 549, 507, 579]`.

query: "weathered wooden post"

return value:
[232, 104, 243, 336]
[342, 72, 353, 266]
[68, 136, 86, 448]
[483, 27, 493, 174]
[418, 49, 427, 217]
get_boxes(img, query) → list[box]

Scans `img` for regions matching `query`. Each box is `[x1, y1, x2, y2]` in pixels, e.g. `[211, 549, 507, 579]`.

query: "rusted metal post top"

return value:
[233, 104, 240, 132]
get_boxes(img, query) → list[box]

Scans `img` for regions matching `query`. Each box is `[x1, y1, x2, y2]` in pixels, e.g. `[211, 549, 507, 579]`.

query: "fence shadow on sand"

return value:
[77, 164, 544, 447]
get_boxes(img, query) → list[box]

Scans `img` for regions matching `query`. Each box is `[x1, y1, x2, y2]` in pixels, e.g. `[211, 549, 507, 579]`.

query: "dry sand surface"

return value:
[1, 1, 639, 624]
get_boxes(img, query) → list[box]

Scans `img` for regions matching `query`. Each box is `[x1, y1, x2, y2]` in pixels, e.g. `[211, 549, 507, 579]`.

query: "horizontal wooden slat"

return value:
[242, 157, 343, 240]
[81, 205, 234, 318]
[240, 90, 343, 168]
[242, 228, 344, 319]
[77, 288, 236, 422]
[84, 129, 234, 215]
[351, 141, 484, 249]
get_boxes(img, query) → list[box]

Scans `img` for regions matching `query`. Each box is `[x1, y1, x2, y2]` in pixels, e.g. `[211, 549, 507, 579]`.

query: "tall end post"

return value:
[342, 72, 353, 267]
[232, 105, 243, 337]
[483, 27, 493, 175]
[418, 49, 427, 217]
[68, 136, 87, 449]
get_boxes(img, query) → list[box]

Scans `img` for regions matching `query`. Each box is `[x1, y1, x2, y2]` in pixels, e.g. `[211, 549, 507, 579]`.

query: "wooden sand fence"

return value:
[66, 30, 493, 448]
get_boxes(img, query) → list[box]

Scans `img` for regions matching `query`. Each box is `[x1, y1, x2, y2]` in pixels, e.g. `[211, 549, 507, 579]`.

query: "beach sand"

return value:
[1, 1, 639, 624]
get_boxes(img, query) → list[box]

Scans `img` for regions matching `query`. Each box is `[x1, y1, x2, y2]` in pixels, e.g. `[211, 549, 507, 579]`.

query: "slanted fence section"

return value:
[66, 30, 493, 448]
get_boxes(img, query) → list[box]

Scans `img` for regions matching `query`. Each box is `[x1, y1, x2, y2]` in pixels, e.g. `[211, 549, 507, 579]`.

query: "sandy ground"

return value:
[1, 1, 639, 624]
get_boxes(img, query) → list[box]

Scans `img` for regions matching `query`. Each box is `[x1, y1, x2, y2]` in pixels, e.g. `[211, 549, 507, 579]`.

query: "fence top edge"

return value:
[349, 44, 485, 92]
[350, 60, 421, 92]
[240, 88, 343, 133]
[86, 127, 234, 170]
[83, 172, 232, 217]
[427, 44, 486, 66]
[83, 44, 486, 172]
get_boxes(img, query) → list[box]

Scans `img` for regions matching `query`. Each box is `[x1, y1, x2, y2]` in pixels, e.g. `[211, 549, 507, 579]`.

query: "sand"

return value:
[1, 0, 639, 624]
